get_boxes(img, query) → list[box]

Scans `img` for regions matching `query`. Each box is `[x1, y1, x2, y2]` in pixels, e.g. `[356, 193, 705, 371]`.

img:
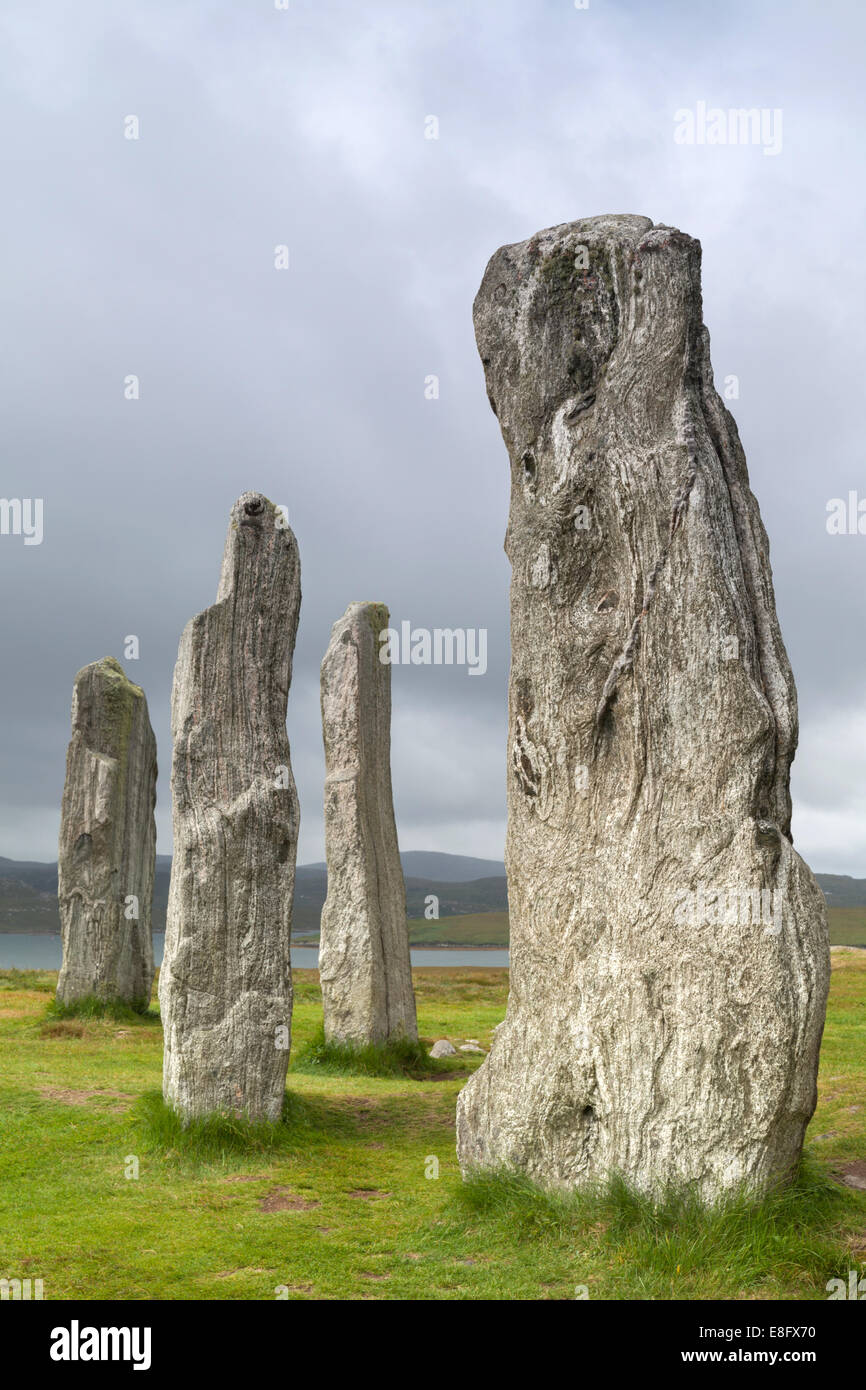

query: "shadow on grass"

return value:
[44, 995, 159, 1025]
[450, 1155, 863, 1292]
[134, 1088, 353, 1161]
[291, 1027, 458, 1079]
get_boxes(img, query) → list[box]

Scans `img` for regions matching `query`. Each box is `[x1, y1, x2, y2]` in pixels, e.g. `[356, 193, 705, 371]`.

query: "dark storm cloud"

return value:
[1, 0, 864, 870]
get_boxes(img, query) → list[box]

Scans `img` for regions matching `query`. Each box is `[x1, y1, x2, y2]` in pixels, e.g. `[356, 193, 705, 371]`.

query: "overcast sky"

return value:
[1, 0, 864, 872]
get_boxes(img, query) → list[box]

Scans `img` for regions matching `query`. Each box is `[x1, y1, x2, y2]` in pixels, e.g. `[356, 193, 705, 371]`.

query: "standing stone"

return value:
[456, 216, 829, 1198]
[160, 493, 300, 1122]
[319, 602, 417, 1045]
[57, 657, 156, 1009]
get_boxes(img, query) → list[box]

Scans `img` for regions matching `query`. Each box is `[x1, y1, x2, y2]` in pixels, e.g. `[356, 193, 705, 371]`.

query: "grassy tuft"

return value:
[452, 1156, 862, 1297]
[134, 1088, 345, 1162]
[45, 994, 154, 1023]
[291, 1026, 453, 1078]
[454, 1165, 586, 1236]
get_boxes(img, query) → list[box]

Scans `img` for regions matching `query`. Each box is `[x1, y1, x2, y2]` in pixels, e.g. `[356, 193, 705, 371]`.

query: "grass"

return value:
[293, 1026, 454, 1078]
[292, 911, 510, 947]
[408, 911, 509, 946]
[135, 1089, 347, 1162]
[45, 994, 154, 1023]
[453, 1158, 852, 1299]
[0, 956, 863, 1300]
[828, 906, 866, 947]
[399, 906, 864, 948]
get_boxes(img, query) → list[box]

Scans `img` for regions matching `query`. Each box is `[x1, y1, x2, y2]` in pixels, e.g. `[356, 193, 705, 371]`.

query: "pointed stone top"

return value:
[73, 656, 144, 698]
[473, 214, 704, 454]
[335, 601, 390, 634]
[322, 605, 391, 670]
[217, 492, 297, 605]
[231, 490, 281, 525]
[69, 657, 148, 760]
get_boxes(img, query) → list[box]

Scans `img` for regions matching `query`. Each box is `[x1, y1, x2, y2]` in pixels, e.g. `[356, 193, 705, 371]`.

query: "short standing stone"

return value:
[159, 493, 301, 1122]
[456, 216, 829, 1198]
[430, 1039, 457, 1058]
[56, 657, 156, 1008]
[319, 602, 417, 1045]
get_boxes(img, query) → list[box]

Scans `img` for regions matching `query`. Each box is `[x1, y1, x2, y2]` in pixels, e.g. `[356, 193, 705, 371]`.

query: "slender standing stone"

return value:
[57, 657, 156, 1008]
[160, 493, 300, 1121]
[319, 602, 417, 1045]
[456, 216, 829, 1197]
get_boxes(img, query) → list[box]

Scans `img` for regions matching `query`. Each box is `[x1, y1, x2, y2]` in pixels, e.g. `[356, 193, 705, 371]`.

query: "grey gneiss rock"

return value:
[430, 1039, 457, 1058]
[456, 216, 829, 1197]
[159, 493, 301, 1122]
[319, 602, 417, 1045]
[57, 657, 156, 1008]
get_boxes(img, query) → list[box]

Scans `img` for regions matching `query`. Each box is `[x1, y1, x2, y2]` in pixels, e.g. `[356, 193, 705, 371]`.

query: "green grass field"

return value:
[408, 906, 864, 948]
[408, 911, 510, 946]
[827, 906, 866, 947]
[292, 911, 510, 947]
[0, 956, 863, 1301]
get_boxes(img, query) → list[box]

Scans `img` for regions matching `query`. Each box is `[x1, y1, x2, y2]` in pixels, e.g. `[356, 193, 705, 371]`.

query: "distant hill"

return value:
[0, 854, 861, 943]
[297, 852, 505, 882]
[399, 851, 505, 881]
[814, 874, 866, 907]
[0, 856, 58, 894]
[0, 851, 509, 934]
[0, 870, 58, 931]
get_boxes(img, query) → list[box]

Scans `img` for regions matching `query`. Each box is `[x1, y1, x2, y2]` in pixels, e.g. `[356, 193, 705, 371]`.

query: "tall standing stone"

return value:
[319, 602, 417, 1045]
[57, 657, 156, 1009]
[456, 216, 829, 1197]
[160, 493, 300, 1122]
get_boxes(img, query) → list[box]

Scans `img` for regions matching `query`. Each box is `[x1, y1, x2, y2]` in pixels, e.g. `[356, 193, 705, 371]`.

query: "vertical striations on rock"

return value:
[57, 656, 157, 1009]
[160, 492, 301, 1122]
[319, 602, 417, 1045]
[456, 216, 829, 1197]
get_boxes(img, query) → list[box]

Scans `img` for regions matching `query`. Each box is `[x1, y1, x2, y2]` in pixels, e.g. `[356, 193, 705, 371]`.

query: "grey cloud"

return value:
[1, 0, 863, 876]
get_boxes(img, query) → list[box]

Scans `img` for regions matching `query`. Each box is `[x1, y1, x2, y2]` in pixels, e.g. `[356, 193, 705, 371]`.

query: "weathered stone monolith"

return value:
[456, 216, 829, 1197]
[57, 657, 156, 1008]
[159, 493, 300, 1121]
[319, 602, 417, 1045]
